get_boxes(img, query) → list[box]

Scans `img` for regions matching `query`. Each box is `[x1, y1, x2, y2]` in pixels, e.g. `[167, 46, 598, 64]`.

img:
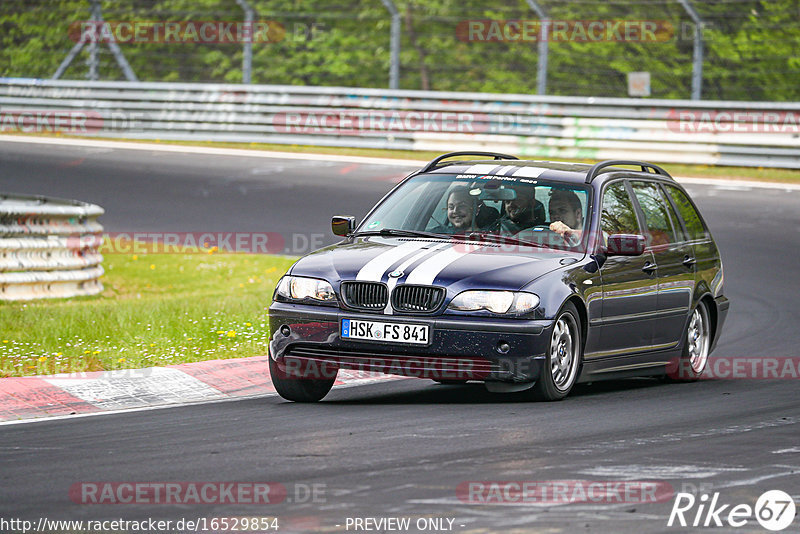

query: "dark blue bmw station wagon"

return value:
[268, 152, 729, 402]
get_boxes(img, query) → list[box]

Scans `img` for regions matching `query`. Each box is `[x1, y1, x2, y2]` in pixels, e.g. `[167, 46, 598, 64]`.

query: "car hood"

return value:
[289, 236, 581, 292]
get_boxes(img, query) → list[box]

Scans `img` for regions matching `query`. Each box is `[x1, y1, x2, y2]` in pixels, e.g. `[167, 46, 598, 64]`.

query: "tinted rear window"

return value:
[664, 185, 709, 241]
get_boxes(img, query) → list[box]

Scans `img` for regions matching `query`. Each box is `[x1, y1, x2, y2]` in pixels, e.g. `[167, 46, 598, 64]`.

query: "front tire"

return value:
[533, 302, 582, 401]
[269, 355, 337, 402]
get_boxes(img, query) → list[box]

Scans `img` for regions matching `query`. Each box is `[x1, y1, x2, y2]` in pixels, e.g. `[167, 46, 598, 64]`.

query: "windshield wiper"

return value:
[351, 228, 450, 240]
[465, 231, 552, 249]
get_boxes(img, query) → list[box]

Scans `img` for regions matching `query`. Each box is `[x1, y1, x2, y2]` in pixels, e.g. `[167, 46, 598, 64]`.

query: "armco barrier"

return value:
[0, 194, 104, 300]
[1, 78, 799, 168]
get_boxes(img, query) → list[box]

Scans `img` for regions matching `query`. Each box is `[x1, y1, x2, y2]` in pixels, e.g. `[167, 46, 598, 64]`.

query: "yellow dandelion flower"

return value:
[239, 283, 244, 288]
[149, 343, 155, 347]
[84, 350, 90, 354]
[187, 337, 193, 341]
[216, 330, 224, 334]
[132, 255, 138, 260]
[118, 358, 126, 363]
[38, 356, 48, 362]
[2, 340, 8, 343]
[227, 331, 236, 337]
[245, 322, 251, 327]
[150, 264, 155, 270]
[92, 350, 100, 354]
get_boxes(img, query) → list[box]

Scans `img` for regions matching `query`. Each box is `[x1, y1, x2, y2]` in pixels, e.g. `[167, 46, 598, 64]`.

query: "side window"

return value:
[601, 182, 640, 235]
[664, 185, 709, 241]
[630, 181, 678, 246]
[658, 185, 688, 242]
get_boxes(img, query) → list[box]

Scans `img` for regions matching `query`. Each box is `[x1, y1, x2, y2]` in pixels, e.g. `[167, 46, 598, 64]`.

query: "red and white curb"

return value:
[0, 356, 402, 424]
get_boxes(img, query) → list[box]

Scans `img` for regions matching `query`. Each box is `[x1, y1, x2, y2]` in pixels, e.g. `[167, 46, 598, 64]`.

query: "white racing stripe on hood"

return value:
[404, 243, 483, 286]
[356, 239, 431, 282]
[383, 242, 449, 315]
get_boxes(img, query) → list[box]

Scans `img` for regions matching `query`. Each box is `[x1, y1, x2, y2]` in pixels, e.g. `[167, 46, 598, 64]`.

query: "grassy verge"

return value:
[8, 133, 800, 183]
[0, 247, 296, 377]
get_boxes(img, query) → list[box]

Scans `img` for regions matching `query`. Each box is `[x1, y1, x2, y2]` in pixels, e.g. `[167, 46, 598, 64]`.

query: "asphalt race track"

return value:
[1, 139, 799, 533]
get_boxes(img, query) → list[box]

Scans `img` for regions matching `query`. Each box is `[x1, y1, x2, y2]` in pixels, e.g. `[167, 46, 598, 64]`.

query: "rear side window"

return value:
[600, 182, 640, 235]
[664, 185, 709, 241]
[630, 181, 678, 246]
[658, 185, 688, 242]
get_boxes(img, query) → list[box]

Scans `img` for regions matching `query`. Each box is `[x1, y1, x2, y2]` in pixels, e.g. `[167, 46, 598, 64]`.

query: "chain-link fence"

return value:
[1, 0, 799, 101]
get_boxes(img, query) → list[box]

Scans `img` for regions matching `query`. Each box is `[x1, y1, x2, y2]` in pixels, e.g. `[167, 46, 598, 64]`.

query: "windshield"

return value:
[359, 172, 592, 251]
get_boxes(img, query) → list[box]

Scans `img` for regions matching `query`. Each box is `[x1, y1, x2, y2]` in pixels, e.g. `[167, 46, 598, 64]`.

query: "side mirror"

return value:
[606, 234, 646, 256]
[332, 215, 356, 236]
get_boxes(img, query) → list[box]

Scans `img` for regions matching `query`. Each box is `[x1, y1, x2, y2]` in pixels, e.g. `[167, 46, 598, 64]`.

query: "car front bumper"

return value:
[268, 302, 553, 383]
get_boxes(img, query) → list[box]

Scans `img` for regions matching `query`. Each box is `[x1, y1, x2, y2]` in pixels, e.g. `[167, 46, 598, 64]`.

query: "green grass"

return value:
[11, 133, 800, 183]
[0, 248, 296, 377]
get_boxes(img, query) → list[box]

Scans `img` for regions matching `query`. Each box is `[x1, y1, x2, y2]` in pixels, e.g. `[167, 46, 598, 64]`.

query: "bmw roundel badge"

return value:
[389, 270, 404, 278]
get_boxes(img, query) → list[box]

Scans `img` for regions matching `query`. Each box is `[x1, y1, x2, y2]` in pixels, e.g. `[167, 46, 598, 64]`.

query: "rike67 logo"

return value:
[668, 490, 796, 531]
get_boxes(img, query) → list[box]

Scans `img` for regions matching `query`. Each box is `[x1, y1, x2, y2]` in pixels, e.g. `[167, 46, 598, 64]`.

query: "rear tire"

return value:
[533, 302, 582, 401]
[269, 355, 336, 402]
[671, 301, 711, 382]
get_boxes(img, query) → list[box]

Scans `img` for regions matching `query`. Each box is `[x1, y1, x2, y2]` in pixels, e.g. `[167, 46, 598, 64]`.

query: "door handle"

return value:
[642, 262, 657, 274]
[682, 255, 696, 267]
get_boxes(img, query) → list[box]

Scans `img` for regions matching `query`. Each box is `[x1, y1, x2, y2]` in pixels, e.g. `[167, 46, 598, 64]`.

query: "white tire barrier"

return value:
[0, 194, 104, 300]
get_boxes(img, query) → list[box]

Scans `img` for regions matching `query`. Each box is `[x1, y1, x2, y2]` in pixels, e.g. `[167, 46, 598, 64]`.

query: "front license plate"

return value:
[341, 319, 430, 345]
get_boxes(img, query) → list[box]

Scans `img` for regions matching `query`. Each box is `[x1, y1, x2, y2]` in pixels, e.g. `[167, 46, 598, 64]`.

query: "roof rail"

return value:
[420, 151, 518, 173]
[585, 160, 672, 184]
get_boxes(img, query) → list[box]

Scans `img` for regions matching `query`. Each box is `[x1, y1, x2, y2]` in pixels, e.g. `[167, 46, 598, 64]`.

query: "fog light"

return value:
[280, 325, 291, 337]
[496, 341, 510, 354]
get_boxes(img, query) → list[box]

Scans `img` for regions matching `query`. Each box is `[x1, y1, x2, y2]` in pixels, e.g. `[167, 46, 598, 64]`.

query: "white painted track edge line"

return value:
[0, 135, 425, 167]
[1, 135, 798, 190]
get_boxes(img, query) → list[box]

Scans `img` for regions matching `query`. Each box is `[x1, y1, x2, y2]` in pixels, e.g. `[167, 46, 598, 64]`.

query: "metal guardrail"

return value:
[0, 193, 104, 300]
[1, 78, 799, 168]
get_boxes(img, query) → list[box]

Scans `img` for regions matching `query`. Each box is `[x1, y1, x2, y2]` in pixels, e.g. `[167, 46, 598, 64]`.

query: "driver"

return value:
[548, 188, 584, 245]
[493, 183, 546, 233]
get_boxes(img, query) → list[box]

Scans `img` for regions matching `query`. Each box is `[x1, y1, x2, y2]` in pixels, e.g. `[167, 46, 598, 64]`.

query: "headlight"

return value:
[276, 276, 337, 303]
[448, 290, 540, 315]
